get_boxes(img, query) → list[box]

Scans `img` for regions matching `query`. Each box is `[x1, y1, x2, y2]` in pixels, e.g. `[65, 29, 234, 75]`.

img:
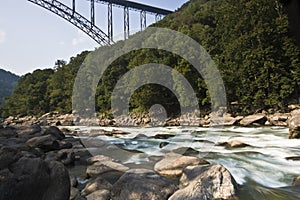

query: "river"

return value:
[69, 126, 300, 199]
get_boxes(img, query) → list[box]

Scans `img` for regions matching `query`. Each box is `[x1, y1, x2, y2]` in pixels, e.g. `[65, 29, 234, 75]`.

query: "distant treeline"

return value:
[1, 0, 299, 117]
[0, 69, 19, 106]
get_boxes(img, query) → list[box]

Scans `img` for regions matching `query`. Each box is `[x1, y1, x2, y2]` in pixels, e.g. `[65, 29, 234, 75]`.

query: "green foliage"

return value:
[2, 0, 300, 117]
[0, 69, 19, 106]
[1, 51, 89, 117]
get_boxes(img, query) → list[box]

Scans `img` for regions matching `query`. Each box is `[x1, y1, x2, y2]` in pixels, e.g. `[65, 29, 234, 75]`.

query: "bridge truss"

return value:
[28, 0, 172, 46]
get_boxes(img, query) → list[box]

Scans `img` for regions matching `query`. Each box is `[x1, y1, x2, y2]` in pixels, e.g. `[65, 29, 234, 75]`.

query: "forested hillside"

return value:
[2, 0, 300, 117]
[0, 69, 19, 105]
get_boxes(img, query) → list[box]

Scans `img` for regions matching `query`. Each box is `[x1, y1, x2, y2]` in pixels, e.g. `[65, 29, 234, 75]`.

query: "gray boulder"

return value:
[289, 110, 300, 139]
[169, 164, 238, 200]
[154, 152, 209, 177]
[42, 161, 70, 200]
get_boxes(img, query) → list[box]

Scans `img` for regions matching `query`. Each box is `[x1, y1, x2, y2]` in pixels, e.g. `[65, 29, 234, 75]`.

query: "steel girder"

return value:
[28, 0, 112, 46]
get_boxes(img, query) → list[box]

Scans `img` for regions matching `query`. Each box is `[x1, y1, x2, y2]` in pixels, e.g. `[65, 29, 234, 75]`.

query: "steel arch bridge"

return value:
[27, 0, 173, 46]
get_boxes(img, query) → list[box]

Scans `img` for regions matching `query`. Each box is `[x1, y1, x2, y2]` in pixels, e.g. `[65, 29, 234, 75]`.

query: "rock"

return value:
[268, 113, 289, 126]
[110, 169, 177, 200]
[286, 156, 300, 161]
[159, 142, 169, 148]
[57, 149, 76, 165]
[293, 176, 300, 186]
[154, 153, 209, 177]
[70, 175, 78, 187]
[26, 135, 60, 151]
[86, 160, 129, 178]
[165, 119, 180, 126]
[221, 140, 250, 149]
[199, 118, 210, 127]
[86, 155, 116, 164]
[173, 147, 201, 156]
[0, 137, 28, 150]
[169, 164, 238, 200]
[151, 134, 176, 139]
[86, 190, 110, 200]
[240, 114, 267, 126]
[289, 104, 300, 110]
[209, 114, 242, 126]
[70, 187, 80, 200]
[0, 157, 51, 200]
[0, 147, 21, 170]
[15, 125, 42, 137]
[58, 140, 73, 149]
[288, 110, 300, 139]
[44, 126, 65, 140]
[111, 129, 129, 135]
[0, 126, 17, 138]
[81, 177, 112, 196]
[42, 161, 70, 200]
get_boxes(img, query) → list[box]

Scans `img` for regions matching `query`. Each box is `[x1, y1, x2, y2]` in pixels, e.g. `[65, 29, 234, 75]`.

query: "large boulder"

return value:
[110, 169, 177, 200]
[0, 147, 21, 170]
[44, 126, 65, 140]
[169, 164, 238, 200]
[0, 157, 51, 200]
[26, 135, 60, 151]
[154, 153, 209, 177]
[0, 157, 70, 200]
[288, 109, 300, 139]
[240, 114, 267, 126]
[42, 161, 71, 200]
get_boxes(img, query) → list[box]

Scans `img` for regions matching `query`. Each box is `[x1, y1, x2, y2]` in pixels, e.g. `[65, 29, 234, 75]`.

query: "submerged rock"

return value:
[220, 140, 250, 149]
[169, 164, 238, 200]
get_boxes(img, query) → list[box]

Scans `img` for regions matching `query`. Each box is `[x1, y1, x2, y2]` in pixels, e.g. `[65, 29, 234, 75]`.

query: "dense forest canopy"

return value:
[1, 0, 300, 117]
[0, 69, 19, 107]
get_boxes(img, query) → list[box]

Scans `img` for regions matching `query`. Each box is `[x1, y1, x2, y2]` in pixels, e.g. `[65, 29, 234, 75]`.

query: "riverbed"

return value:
[68, 126, 300, 199]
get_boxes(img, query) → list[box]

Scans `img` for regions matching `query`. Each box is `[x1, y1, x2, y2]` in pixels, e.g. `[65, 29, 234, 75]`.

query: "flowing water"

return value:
[70, 126, 300, 199]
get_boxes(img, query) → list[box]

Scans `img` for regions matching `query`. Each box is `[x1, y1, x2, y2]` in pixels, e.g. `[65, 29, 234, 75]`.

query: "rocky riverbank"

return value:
[2, 106, 300, 138]
[0, 125, 241, 200]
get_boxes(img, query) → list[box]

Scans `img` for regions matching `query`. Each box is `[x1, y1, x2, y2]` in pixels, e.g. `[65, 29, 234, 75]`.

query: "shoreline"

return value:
[2, 108, 298, 128]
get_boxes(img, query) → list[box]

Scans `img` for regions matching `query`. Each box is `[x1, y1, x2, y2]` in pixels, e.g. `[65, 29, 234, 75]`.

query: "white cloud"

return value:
[72, 31, 88, 46]
[0, 30, 6, 43]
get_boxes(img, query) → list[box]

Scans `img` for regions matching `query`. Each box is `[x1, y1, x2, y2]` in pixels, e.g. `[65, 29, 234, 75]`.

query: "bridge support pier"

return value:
[108, 2, 113, 43]
[124, 7, 129, 40]
[140, 10, 146, 31]
[91, 0, 95, 26]
[72, 0, 75, 16]
[155, 14, 162, 22]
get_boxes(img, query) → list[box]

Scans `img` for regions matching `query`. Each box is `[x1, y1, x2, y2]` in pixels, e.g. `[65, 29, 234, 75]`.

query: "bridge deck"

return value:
[96, 0, 173, 15]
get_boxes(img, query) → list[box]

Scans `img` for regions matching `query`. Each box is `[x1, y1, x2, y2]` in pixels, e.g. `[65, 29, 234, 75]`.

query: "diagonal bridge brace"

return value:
[28, 0, 112, 46]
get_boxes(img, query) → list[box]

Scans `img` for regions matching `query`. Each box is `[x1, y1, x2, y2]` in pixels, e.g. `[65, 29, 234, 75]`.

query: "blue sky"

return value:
[0, 0, 189, 75]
